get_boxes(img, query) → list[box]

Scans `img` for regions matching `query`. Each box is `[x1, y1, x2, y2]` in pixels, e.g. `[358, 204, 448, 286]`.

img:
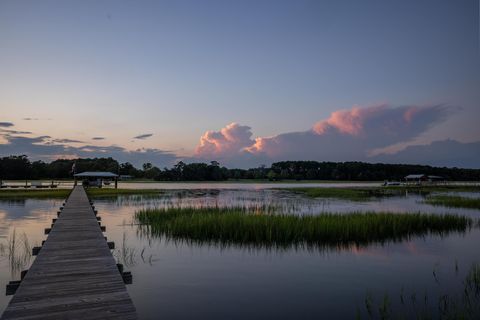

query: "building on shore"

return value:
[404, 174, 445, 185]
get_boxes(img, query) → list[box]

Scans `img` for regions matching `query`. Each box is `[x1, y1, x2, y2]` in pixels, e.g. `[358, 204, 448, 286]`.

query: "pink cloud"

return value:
[313, 104, 387, 135]
[195, 123, 255, 158]
[312, 104, 444, 138]
[403, 107, 422, 123]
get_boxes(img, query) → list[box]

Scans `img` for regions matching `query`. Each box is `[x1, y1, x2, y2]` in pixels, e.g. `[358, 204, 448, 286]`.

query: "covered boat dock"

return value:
[74, 171, 119, 189]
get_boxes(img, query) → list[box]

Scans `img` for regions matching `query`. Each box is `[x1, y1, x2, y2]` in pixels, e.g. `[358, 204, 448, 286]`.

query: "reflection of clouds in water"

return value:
[349, 241, 431, 260]
[0, 199, 61, 221]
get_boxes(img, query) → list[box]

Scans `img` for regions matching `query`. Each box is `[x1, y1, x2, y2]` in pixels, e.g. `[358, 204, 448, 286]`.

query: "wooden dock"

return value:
[1, 186, 137, 319]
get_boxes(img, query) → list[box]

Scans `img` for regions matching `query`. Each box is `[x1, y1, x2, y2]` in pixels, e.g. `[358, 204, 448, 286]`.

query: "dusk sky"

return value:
[1, 0, 479, 168]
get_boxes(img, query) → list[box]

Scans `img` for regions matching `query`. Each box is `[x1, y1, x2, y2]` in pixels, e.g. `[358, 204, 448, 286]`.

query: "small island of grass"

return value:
[0, 189, 71, 199]
[135, 207, 473, 249]
[85, 188, 163, 198]
[425, 195, 480, 210]
[282, 187, 400, 201]
[0, 188, 163, 199]
[283, 185, 480, 201]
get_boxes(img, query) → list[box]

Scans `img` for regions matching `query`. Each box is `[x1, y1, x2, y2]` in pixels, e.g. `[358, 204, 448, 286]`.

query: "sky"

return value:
[0, 0, 479, 168]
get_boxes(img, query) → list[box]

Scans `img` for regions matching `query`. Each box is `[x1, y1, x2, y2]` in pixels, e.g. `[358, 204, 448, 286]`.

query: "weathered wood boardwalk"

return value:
[1, 186, 137, 319]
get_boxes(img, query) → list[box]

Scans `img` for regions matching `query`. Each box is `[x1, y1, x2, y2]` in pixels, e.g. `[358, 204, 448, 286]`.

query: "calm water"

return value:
[1, 181, 383, 189]
[4, 180, 479, 190]
[1, 188, 479, 319]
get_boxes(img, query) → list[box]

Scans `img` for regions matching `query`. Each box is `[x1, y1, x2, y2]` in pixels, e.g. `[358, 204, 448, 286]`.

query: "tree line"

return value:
[0, 155, 479, 181]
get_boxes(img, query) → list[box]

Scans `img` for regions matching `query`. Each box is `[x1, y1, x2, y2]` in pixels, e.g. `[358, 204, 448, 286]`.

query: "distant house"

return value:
[404, 174, 445, 185]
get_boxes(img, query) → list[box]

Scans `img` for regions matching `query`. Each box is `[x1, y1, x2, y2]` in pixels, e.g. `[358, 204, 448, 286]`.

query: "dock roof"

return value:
[74, 171, 118, 178]
[405, 174, 426, 179]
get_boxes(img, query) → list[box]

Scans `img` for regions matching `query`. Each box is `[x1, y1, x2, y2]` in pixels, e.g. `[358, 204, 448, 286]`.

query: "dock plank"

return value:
[1, 186, 137, 319]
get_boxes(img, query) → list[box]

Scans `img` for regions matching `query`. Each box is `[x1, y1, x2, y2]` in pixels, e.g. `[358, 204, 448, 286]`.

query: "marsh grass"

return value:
[425, 195, 480, 210]
[135, 207, 472, 250]
[359, 262, 480, 319]
[284, 187, 398, 201]
[113, 232, 137, 268]
[86, 188, 162, 198]
[0, 189, 70, 199]
[0, 188, 161, 199]
[0, 229, 32, 276]
[285, 185, 480, 201]
[398, 185, 480, 193]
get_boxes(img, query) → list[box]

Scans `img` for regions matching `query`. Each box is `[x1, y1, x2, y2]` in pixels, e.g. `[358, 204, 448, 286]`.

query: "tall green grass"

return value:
[425, 195, 480, 209]
[359, 262, 480, 319]
[286, 185, 480, 201]
[385, 185, 480, 193]
[85, 188, 162, 197]
[0, 188, 162, 199]
[0, 229, 32, 277]
[0, 189, 70, 199]
[284, 187, 398, 200]
[135, 207, 472, 249]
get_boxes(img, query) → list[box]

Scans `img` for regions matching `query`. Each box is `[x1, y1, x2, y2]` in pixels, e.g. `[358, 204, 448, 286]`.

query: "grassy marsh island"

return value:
[284, 185, 480, 201]
[387, 184, 480, 193]
[0, 189, 71, 199]
[425, 195, 480, 210]
[0, 188, 163, 199]
[135, 207, 473, 249]
[85, 188, 163, 198]
[283, 187, 395, 201]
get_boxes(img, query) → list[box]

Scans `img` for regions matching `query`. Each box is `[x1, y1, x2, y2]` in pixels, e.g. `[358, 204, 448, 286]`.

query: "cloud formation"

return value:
[22, 118, 52, 121]
[194, 104, 454, 166]
[0, 121, 32, 135]
[133, 133, 153, 140]
[0, 129, 32, 135]
[195, 123, 255, 158]
[53, 138, 84, 144]
[2, 104, 474, 169]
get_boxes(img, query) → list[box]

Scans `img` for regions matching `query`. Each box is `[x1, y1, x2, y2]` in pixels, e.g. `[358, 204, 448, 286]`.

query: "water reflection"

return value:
[359, 261, 480, 319]
[0, 198, 62, 220]
[1, 189, 480, 319]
